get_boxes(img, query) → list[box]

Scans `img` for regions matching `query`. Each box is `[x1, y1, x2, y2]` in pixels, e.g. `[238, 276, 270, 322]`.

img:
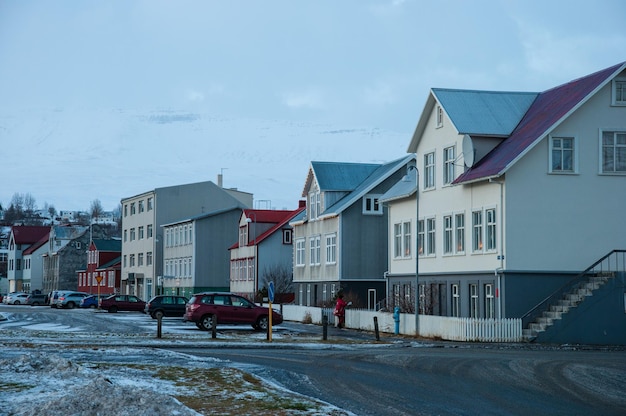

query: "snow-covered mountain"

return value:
[1, 108, 410, 211]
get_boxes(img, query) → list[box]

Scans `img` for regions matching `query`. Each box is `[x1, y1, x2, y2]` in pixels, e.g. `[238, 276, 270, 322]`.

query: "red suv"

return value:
[184, 292, 283, 331]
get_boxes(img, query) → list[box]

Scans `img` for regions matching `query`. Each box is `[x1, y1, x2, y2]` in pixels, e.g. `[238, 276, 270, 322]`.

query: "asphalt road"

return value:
[2, 304, 626, 416]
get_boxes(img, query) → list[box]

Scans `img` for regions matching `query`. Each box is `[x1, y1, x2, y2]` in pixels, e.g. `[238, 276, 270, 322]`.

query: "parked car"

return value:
[54, 292, 89, 309]
[144, 295, 189, 319]
[183, 292, 283, 331]
[26, 293, 49, 306]
[48, 290, 67, 308]
[99, 294, 146, 313]
[79, 294, 110, 309]
[3, 292, 29, 305]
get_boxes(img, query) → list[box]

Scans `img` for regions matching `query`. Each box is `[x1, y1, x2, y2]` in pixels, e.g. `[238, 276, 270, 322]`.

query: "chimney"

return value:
[217, 174, 223, 188]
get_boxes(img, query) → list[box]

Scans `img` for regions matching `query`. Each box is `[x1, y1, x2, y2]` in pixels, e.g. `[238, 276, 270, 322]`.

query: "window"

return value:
[469, 284, 479, 318]
[486, 208, 497, 251]
[393, 222, 411, 258]
[325, 233, 337, 264]
[130, 228, 136, 241]
[239, 225, 248, 247]
[309, 236, 320, 265]
[424, 152, 435, 189]
[147, 224, 153, 238]
[129, 254, 135, 267]
[472, 211, 483, 252]
[283, 229, 292, 244]
[138, 200, 144, 213]
[443, 215, 453, 254]
[485, 284, 495, 319]
[436, 105, 443, 128]
[363, 195, 382, 215]
[451, 284, 459, 317]
[147, 197, 153, 211]
[309, 191, 320, 220]
[295, 239, 305, 266]
[550, 137, 575, 172]
[124, 230, 127, 242]
[130, 203, 136, 215]
[601, 131, 626, 173]
[147, 251, 153, 266]
[426, 218, 436, 255]
[124, 204, 128, 217]
[417, 219, 425, 256]
[138, 253, 144, 266]
[138, 226, 144, 240]
[455, 213, 465, 253]
[612, 78, 626, 106]
[443, 146, 455, 184]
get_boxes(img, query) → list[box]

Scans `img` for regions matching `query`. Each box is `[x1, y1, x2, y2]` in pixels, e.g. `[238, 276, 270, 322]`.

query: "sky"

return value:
[1, 0, 625, 212]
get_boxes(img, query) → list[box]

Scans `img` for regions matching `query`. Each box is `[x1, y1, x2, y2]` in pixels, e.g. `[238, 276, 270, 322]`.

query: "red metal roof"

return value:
[230, 207, 306, 249]
[454, 62, 626, 184]
[11, 225, 50, 245]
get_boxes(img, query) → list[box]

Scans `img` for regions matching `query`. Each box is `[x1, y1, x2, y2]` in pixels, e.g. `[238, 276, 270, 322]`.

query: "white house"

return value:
[382, 62, 626, 344]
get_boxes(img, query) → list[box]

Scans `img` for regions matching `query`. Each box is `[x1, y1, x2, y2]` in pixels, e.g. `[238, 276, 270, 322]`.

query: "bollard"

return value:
[393, 306, 400, 335]
[157, 315, 162, 339]
[211, 317, 217, 339]
[322, 315, 328, 341]
[374, 316, 380, 341]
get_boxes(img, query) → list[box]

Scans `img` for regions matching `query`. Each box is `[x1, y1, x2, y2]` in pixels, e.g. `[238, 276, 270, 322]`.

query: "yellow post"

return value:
[268, 300, 273, 342]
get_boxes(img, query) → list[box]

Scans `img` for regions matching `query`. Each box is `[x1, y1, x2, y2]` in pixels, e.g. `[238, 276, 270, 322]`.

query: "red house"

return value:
[77, 239, 121, 295]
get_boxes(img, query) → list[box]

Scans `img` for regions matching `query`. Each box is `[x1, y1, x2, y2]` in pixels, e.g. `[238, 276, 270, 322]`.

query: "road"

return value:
[2, 304, 626, 415]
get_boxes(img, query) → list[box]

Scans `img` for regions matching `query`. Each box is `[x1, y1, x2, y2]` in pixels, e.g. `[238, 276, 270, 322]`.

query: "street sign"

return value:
[268, 281, 275, 303]
[95, 275, 103, 284]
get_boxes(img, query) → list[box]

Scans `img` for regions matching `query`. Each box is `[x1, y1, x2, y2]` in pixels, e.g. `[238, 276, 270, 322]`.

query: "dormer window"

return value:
[363, 194, 382, 215]
[309, 191, 321, 220]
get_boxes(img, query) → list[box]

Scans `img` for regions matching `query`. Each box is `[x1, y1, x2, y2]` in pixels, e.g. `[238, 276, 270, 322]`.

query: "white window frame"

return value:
[426, 217, 436, 256]
[469, 283, 479, 318]
[443, 146, 456, 184]
[443, 215, 453, 255]
[472, 210, 483, 253]
[393, 221, 412, 259]
[455, 212, 465, 254]
[417, 219, 425, 257]
[611, 77, 626, 106]
[362, 194, 383, 215]
[436, 105, 443, 128]
[485, 283, 495, 319]
[295, 238, 306, 267]
[393, 223, 402, 258]
[325, 233, 337, 264]
[424, 152, 435, 190]
[485, 207, 497, 252]
[600, 130, 626, 174]
[451, 283, 460, 317]
[309, 236, 320, 266]
[549, 135, 577, 173]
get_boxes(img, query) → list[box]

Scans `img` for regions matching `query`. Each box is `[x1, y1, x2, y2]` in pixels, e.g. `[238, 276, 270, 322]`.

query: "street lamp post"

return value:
[410, 165, 420, 336]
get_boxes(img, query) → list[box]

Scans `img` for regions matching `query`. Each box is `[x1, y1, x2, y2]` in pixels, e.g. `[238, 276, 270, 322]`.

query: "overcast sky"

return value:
[1, 0, 625, 212]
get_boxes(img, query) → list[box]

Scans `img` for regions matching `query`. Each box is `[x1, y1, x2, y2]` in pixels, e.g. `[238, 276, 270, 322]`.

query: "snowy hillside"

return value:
[1, 108, 409, 211]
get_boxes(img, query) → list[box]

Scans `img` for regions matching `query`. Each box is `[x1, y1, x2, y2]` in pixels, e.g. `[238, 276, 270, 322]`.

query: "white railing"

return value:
[282, 305, 522, 343]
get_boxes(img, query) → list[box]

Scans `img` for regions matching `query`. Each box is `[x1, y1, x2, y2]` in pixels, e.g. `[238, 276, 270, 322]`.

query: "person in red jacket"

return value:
[334, 292, 348, 328]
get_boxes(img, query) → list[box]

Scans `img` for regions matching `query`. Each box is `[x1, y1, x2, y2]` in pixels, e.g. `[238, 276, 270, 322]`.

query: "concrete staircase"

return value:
[522, 273, 613, 342]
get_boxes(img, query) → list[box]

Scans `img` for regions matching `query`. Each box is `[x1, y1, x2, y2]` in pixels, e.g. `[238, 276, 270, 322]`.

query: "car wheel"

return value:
[199, 314, 215, 331]
[256, 316, 269, 331]
[154, 310, 164, 320]
[108, 306, 118, 313]
[67, 302, 75, 309]
[13, 300, 20, 305]
[90, 304, 97, 309]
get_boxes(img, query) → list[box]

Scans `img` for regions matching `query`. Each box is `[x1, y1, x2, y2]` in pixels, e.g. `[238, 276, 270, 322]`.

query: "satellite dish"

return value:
[462, 134, 475, 167]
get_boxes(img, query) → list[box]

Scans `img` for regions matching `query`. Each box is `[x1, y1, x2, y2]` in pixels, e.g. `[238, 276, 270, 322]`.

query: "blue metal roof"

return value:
[432, 88, 538, 136]
[311, 161, 381, 191]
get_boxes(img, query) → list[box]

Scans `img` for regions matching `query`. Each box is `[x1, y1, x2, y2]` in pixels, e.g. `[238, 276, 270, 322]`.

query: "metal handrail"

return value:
[521, 249, 626, 328]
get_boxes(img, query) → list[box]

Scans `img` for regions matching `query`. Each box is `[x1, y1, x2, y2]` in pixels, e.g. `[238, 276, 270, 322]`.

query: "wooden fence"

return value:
[281, 304, 523, 343]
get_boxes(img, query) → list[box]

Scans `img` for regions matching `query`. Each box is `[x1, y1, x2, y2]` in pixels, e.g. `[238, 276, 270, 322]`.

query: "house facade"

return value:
[42, 225, 90, 293]
[21, 233, 49, 293]
[6, 225, 50, 292]
[229, 205, 305, 301]
[120, 180, 252, 301]
[385, 62, 626, 344]
[291, 155, 415, 308]
[161, 207, 245, 298]
[77, 239, 121, 295]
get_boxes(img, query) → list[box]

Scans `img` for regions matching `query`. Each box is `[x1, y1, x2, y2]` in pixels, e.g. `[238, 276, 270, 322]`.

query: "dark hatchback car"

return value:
[26, 293, 49, 306]
[144, 295, 189, 319]
[99, 294, 146, 313]
[183, 292, 283, 331]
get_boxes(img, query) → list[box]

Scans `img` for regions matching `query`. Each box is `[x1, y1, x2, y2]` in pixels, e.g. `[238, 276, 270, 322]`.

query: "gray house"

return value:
[161, 206, 246, 298]
[290, 154, 415, 309]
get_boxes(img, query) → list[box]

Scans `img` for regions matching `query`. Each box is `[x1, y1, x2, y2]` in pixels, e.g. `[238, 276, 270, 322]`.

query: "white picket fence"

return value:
[281, 304, 523, 343]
